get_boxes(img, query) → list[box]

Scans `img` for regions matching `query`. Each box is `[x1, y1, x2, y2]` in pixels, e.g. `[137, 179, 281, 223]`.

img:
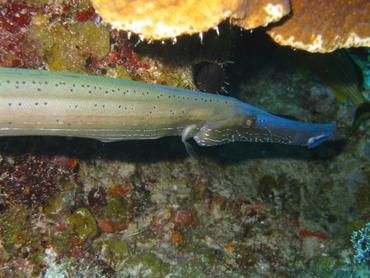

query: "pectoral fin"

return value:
[181, 124, 199, 157]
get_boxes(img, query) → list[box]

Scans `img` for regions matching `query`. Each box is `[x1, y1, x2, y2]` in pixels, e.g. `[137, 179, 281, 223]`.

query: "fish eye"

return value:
[244, 116, 256, 128]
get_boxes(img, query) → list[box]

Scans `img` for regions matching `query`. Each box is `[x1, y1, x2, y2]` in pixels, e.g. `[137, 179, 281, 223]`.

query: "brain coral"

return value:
[91, 0, 290, 40]
[267, 0, 370, 53]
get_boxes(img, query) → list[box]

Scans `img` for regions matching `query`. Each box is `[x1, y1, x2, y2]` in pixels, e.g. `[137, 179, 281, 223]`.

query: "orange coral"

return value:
[232, 0, 290, 30]
[268, 0, 370, 52]
[91, 0, 247, 40]
[91, 0, 291, 40]
[92, 0, 369, 52]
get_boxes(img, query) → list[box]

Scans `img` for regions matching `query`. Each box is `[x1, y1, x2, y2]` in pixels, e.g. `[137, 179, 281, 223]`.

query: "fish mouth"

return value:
[306, 133, 332, 148]
[304, 124, 336, 148]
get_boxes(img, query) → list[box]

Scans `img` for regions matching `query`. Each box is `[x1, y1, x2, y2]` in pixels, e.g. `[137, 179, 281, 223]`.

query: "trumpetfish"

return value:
[0, 67, 335, 151]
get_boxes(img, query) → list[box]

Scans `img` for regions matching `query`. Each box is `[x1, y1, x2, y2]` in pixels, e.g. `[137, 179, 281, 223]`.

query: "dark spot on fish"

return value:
[37, 88, 42, 92]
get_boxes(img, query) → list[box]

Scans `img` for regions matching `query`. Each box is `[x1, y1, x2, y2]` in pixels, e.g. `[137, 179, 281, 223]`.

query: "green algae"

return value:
[0, 205, 32, 254]
[355, 184, 370, 214]
[106, 65, 132, 80]
[43, 182, 76, 218]
[175, 260, 207, 278]
[95, 194, 133, 230]
[28, 17, 110, 72]
[93, 235, 130, 266]
[306, 256, 342, 277]
[0, 204, 45, 272]
[66, 208, 98, 241]
[47, 204, 98, 254]
[124, 252, 170, 277]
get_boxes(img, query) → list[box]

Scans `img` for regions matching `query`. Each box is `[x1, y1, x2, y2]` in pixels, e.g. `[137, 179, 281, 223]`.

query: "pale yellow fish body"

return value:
[0, 67, 241, 143]
[0, 67, 336, 148]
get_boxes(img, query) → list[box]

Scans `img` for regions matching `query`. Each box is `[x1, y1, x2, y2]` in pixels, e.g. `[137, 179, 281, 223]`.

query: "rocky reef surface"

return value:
[0, 1, 369, 277]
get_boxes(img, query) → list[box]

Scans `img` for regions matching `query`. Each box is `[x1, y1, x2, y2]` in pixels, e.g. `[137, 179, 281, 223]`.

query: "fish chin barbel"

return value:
[0, 67, 336, 150]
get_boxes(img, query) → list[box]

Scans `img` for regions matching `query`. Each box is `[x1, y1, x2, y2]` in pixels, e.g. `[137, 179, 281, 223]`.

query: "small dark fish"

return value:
[193, 61, 225, 93]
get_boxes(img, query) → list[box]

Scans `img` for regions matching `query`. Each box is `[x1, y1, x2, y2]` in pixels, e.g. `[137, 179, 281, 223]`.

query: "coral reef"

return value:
[351, 223, 370, 264]
[91, 0, 290, 40]
[91, 0, 370, 53]
[268, 0, 370, 53]
[231, 0, 290, 30]
[0, 0, 369, 277]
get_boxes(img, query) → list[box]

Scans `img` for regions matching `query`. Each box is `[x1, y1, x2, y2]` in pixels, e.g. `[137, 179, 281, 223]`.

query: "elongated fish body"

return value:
[0, 67, 335, 148]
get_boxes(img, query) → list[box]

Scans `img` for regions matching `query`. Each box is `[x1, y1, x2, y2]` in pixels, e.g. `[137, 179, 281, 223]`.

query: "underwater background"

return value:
[0, 0, 369, 277]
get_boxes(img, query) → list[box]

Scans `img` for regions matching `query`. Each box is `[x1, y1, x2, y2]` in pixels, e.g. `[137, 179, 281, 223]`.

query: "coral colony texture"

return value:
[0, 0, 369, 277]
